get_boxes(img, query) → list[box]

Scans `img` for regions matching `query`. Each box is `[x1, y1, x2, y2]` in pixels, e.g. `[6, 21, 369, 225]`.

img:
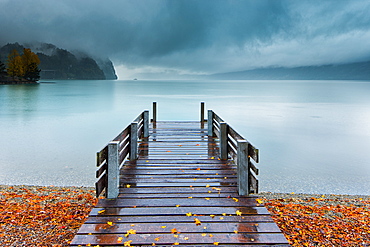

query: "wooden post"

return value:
[130, 122, 138, 160]
[220, 122, 228, 160]
[208, 110, 213, 136]
[152, 102, 157, 122]
[200, 102, 205, 123]
[143, 110, 149, 138]
[107, 141, 119, 198]
[237, 140, 249, 196]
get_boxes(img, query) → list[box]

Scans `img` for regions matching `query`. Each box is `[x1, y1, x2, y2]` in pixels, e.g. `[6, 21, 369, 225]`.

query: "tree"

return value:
[21, 48, 40, 82]
[0, 60, 6, 78]
[7, 49, 23, 79]
[6, 48, 41, 82]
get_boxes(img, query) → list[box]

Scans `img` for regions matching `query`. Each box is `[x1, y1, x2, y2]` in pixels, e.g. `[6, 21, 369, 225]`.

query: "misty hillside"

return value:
[0, 43, 117, 80]
[210, 62, 370, 80]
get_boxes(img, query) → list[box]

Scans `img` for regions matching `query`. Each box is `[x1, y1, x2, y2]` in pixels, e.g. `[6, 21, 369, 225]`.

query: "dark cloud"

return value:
[1, 0, 370, 78]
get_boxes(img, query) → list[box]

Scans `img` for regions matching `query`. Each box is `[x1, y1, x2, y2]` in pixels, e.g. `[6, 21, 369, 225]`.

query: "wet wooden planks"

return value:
[70, 121, 289, 246]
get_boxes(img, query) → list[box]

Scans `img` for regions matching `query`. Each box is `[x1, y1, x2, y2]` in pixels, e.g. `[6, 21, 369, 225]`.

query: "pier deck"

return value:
[70, 120, 289, 246]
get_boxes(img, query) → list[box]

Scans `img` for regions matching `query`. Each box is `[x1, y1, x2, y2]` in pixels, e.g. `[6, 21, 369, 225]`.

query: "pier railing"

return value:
[95, 110, 149, 198]
[95, 102, 259, 198]
[207, 109, 259, 196]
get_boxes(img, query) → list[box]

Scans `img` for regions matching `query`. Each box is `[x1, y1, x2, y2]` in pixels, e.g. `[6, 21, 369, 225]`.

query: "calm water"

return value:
[0, 79, 369, 195]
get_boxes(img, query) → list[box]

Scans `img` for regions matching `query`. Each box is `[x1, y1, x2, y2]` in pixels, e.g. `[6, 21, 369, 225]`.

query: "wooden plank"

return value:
[118, 186, 238, 194]
[70, 233, 289, 246]
[90, 206, 269, 216]
[95, 173, 106, 198]
[117, 193, 240, 198]
[96, 145, 108, 167]
[120, 169, 236, 175]
[95, 197, 261, 207]
[118, 178, 238, 183]
[84, 215, 276, 224]
[76, 222, 282, 234]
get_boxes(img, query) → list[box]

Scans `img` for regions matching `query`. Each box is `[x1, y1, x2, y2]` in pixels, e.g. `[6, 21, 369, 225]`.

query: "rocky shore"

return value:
[0, 185, 368, 246]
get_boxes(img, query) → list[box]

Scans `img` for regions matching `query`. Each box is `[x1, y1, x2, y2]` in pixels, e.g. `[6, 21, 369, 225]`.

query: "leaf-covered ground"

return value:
[0, 186, 369, 246]
[0, 185, 97, 246]
[259, 192, 370, 246]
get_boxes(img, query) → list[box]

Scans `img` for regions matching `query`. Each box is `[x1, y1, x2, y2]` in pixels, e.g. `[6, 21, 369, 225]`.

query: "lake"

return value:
[0, 79, 369, 195]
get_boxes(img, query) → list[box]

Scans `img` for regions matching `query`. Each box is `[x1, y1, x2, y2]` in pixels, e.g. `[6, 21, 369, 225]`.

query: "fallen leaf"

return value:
[194, 218, 202, 225]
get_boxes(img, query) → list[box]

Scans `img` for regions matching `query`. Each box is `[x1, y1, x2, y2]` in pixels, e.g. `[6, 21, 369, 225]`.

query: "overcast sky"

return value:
[1, 0, 370, 78]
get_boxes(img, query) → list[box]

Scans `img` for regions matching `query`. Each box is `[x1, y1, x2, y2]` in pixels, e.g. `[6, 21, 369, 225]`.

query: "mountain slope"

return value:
[0, 43, 117, 80]
[210, 62, 370, 80]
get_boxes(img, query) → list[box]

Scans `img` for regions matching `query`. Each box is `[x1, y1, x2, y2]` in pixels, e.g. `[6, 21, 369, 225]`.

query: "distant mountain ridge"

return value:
[0, 43, 117, 80]
[210, 61, 370, 80]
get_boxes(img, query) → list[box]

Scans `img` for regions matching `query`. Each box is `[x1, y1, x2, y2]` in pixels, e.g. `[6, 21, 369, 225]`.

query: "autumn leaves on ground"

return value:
[0, 186, 369, 246]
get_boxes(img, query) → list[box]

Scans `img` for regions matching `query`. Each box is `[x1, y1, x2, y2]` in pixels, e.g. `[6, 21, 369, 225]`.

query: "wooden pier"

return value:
[70, 103, 290, 246]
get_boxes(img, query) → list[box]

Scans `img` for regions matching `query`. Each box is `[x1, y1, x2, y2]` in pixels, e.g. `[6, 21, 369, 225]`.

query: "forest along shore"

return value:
[0, 185, 369, 246]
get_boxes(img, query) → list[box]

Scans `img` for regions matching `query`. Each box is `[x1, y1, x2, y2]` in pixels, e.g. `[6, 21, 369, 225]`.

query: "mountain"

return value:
[0, 43, 117, 80]
[210, 61, 370, 80]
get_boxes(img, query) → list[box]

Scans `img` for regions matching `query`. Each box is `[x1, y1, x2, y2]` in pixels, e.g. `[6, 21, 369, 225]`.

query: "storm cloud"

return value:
[1, 0, 370, 78]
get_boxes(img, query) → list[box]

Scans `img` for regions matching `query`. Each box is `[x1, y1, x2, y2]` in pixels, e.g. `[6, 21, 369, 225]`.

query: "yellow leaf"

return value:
[222, 213, 226, 216]
[256, 199, 263, 204]
[98, 209, 105, 214]
[186, 212, 192, 217]
[188, 196, 193, 199]
[214, 242, 219, 245]
[126, 184, 131, 188]
[236, 210, 242, 216]
[201, 233, 207, 237]
[194, 218, 202, 225]
[203, 226, 207, 229]
[127, 229, 136, 235]
[174, 242, 179, 245]
[124, 240, 133, 246]
[117, 237, 123, 243]
[232, 198, 239, 202]
[107, 221, 113, 226]
[206, 184, 210, 187]
[210, 214, 215, 218]
[184, 237, 189, 240]
[161, 226, 167, 228]
[174, 234, 179, 238]
[209, 234, 214, 237]
[234, 230, 238, 234]
[154, 237, 161, 241]
[176, 204, 180, 207]
[211, 157, 215, 159]
[205, 198, 210, 200]
[171, 228, 178, 234]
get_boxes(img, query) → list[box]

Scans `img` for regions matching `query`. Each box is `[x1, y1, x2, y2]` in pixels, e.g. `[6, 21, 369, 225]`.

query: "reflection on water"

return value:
[0, 80, 369, 195]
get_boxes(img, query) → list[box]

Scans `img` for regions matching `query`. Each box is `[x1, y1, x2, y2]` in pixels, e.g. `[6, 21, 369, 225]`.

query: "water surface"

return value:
[0, 79, 369, 195]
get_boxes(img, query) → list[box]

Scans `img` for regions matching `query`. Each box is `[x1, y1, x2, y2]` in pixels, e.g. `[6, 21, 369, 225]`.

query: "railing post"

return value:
[107, 141, 119, 199]
[152, 102, 157, 122]
[130, 122, 138, 160]
[220, 122, 228, 160]
[143, 110, 149, 138]
[200, 102, 205, 123]
[208, 110, 213, 136]
[237, 140, 249, 196]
